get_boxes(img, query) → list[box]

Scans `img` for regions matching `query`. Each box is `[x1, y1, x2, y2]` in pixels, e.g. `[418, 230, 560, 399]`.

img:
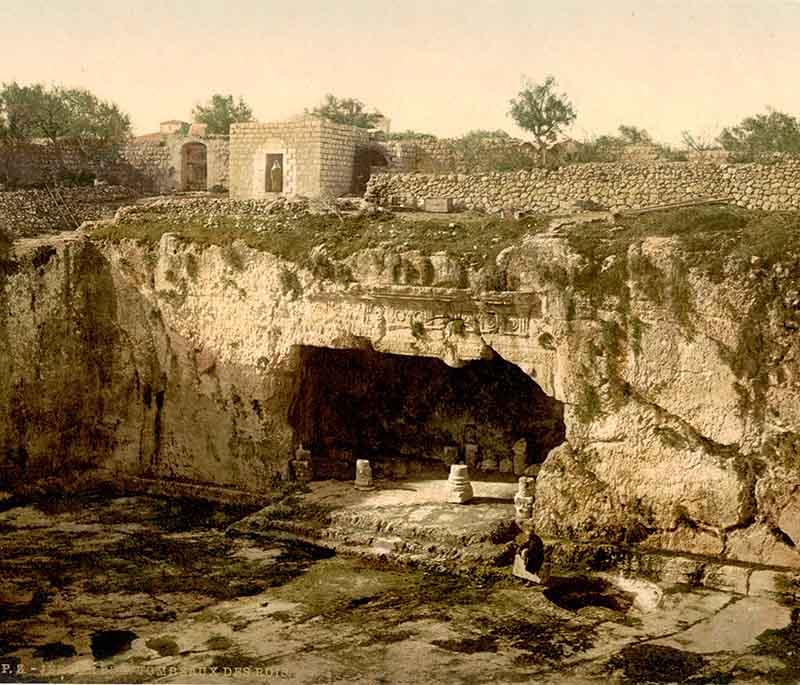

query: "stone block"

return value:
[424, 197, 453, 213]
[354, 459, 374, 491]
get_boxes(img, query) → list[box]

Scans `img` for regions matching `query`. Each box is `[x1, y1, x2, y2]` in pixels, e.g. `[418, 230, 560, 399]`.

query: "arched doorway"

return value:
[181, 143, 207, 191]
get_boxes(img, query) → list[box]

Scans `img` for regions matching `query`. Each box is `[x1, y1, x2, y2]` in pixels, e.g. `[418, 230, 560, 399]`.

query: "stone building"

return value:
[228, 116, 370, 200]
[120, 120, 229, 194]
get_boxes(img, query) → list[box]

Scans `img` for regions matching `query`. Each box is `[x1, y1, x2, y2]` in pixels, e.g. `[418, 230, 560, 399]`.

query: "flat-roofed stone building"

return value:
[229, 116, 370, 199]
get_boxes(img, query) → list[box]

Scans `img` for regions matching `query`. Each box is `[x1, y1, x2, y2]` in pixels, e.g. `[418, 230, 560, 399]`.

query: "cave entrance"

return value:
[288, 345, 565, 482]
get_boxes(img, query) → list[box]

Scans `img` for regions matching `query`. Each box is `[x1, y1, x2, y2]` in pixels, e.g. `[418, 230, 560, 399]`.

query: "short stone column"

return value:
[291, 446, 312, 484]
[514, 476, 536, 520]
[446, 464, 474, 504]
[354, 459, 374, 491]
[513, 439, 528, 476]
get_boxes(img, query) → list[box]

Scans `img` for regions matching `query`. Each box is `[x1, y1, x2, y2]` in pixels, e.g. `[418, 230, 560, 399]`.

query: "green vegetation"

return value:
[307, 94, 383, 129]
[564, 125, 688, 163]
[575, 383, 602, 424]
[410, 320, 426, 339]
[754, 609, 800, 683]
[89, 203, 798, 428]
[87, 211, 550, 273]
[0, 81, 131, 161]
[383, 130, 437, 142]
[557, 204, 800, 422]
[192, 94, 253, 134]
[145, 636, 179, 657]
[508, 75, 576, 165]
[718, 108, 800, 161]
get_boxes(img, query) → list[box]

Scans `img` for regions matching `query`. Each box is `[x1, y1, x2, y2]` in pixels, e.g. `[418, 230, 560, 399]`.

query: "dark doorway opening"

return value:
[265, 153, 284, 193]
[181, 143, 207, 191]
[352, 145, 389, 195]
[288, 346, 566, 481]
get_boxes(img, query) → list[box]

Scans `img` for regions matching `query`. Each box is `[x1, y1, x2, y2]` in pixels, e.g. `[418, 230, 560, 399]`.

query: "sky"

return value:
[2, 1, 800, 145]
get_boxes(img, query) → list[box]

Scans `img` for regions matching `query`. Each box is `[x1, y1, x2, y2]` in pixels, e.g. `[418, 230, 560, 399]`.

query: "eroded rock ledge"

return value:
[1, 203, 799, 574]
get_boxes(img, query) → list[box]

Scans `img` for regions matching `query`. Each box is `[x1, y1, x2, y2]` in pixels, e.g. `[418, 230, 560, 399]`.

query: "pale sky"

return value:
[2, 1, 800, 145]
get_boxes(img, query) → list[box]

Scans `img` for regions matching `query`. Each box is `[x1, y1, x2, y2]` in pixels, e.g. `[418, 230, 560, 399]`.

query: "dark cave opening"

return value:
[288, 345, 566, 481]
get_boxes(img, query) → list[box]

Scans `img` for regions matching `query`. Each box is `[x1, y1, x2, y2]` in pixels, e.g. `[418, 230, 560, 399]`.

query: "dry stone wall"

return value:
[0, 185, 137, 236]
[366, 160, 800, 213]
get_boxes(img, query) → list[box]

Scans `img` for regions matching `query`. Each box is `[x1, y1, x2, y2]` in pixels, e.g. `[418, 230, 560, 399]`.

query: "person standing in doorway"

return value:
[270, 160, 283, 193]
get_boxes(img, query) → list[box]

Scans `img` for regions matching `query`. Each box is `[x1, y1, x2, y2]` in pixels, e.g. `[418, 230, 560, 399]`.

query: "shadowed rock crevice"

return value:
[288, 345, 566, 480]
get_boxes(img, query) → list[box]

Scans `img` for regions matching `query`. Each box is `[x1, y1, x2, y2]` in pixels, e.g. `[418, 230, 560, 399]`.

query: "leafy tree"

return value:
[508, 76, 576, 164]
[717, 108, 800, 160]
[617, 125, 652, 145]
[307, 95, 383, 129]
[0, 82, 131, 161]
[192, 94, 254, 134]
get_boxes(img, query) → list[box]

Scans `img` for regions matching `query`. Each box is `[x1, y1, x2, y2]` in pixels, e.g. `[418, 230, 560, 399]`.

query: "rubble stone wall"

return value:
[365, 160, 800, 212]
[0, 185, 137, 237]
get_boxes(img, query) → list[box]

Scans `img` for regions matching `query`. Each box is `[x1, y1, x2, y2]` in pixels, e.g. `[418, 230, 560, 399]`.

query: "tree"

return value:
[717, 108, 800, 160]
[192, 94, 254, 135]
[0, 82, 131, 161]
[617, 125, 652, 145]
[681, 130, 716, 154]
[508, 76, 576, 164]
[307, 95, 383, 129]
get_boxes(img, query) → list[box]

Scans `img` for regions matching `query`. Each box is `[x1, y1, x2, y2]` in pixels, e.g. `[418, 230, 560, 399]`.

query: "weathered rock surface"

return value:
[1, 208, 799, 572]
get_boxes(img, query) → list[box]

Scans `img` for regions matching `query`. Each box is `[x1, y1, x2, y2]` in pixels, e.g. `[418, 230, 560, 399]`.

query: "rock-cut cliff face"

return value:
[1, 216, 799, 572]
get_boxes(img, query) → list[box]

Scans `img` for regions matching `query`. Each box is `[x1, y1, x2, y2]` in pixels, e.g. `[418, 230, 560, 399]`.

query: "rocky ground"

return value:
[1, 493, 799, 685]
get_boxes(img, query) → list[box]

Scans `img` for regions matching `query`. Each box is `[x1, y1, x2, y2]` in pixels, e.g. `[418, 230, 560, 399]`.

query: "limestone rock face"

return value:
[1, 218, 799, 572]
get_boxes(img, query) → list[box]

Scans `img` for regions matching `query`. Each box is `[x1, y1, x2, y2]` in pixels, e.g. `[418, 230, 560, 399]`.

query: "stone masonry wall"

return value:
[230, 117, 369, 200]
[120, 134, 229, 194]
[365, 160, 800, 213]
[229, 119, 321, 199]
[319, 124, 370, 197]
[0, 135, 230, 194]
